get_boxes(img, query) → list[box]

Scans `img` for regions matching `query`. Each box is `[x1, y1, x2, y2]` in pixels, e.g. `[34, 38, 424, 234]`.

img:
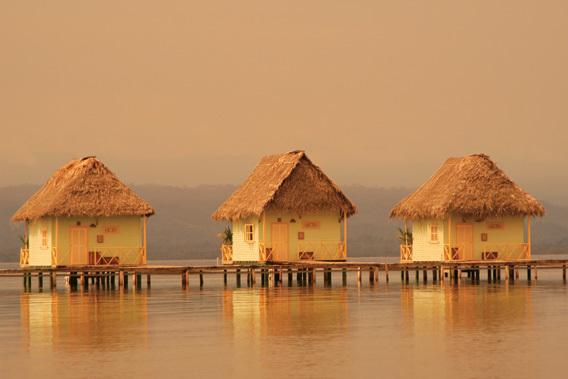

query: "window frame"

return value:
[41, 227, 48, 249]
[244, 223, 254, 243]
[429, 223, 439, 243]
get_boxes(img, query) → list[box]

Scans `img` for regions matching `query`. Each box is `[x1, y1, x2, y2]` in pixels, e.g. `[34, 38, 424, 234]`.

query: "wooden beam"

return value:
[143, 215, 147, 264]
[55, 217, 59, 266]
[527, 215, 531, 259]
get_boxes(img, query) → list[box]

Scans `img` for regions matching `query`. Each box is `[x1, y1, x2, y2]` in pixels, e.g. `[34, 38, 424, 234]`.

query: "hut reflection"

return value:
[21, 290, 147, 354]
[401, 283, 533, 336]
[223, 286, 349, 340]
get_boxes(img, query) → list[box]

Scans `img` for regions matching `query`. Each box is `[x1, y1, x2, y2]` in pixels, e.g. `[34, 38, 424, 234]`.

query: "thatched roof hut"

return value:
[212, 150, 357, 221]
[389, 154, 545, 221]
[12, 157, 155, 222]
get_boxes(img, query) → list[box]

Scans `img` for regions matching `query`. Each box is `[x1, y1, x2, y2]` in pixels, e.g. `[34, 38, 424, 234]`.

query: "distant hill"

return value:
[1, 184, 566, 262]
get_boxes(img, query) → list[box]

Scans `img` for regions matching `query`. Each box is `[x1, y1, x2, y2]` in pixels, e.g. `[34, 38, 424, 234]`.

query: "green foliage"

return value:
[217, 226, 233, 245]
[18, 235, 28, 248]
[395, 226, 413, 245]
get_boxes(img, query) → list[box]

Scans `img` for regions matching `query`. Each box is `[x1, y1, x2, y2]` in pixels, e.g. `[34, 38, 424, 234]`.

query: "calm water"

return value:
[1, 258, 567, 378]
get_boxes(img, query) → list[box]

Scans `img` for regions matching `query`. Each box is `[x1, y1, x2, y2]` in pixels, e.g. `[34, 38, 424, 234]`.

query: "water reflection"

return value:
[21, 289, 148, 354]
[402, 282, 533, 333]
[224, 286, 348, 337]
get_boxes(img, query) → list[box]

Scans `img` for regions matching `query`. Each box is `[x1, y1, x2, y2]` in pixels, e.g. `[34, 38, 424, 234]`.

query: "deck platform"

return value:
[2, 259, 567, 289]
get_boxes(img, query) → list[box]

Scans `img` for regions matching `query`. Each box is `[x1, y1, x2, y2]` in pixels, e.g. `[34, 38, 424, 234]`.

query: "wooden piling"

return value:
[38, 272, 43, 288]
[182, 270, 188, 287]
[342, 268, 347, 285]
[51, 271, 57, 288]
[199, 270, 204, 287]
[385, 264, 389, 282]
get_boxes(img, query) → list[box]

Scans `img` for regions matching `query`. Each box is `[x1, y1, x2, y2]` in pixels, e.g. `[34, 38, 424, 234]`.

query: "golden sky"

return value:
[1, 1, 567, 202]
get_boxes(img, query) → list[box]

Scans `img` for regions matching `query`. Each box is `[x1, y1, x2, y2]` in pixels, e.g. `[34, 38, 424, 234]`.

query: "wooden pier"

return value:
[2, 259, 567, 290]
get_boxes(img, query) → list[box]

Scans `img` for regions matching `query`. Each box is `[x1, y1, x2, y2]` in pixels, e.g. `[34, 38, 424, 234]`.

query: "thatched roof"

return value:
[212, 150, 357, 221]
[389, 154, 545, 221]
[12, 157, 155, 222]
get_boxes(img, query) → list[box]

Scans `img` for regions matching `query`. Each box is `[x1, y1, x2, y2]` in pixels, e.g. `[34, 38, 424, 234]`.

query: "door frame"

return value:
[270, 222, 289, 261]
[69, 226, 89, 265]
[456, 223, 474, 260]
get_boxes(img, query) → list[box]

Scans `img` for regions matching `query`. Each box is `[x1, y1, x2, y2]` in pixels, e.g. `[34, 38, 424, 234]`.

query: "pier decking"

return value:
[1, 259, 568, 289]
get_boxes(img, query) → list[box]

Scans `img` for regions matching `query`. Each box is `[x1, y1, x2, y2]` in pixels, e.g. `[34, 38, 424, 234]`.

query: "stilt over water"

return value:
[3, 259, 568, 290]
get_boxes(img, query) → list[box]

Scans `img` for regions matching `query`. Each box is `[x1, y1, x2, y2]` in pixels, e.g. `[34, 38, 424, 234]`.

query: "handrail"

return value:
[297, 242, 346, 261]
[400, 245, 412, 262]
[220, 244, 233, 264]
[50, 246, 145, 266]
[482, 243, 529, 260]
[20, 248, 29, 267]
[443, 244, 464, 261]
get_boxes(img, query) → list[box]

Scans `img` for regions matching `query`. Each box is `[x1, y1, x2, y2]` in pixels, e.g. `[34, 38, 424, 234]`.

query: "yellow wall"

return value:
[412, 219, 444, 261]
[412, 215, 526, 261]
[231, 211, 342, 262]
[27, 216, 143, 266]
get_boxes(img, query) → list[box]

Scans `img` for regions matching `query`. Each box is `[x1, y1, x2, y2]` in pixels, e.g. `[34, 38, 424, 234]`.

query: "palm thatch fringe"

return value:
[212, 150, 357, 221]
[12, 157, 154, 222]
[389, 154, 545, 221]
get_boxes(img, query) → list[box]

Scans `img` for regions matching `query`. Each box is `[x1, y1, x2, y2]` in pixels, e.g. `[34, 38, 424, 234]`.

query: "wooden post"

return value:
[38, 272, 43, 288]
[236, 269, 241, 287]
[312, 268, 317, 285]
[288, 269, 293, 284]
[118, 271, 124, 287]
[224, 269, 227, 285]
[147, 275, 151, 287]
[440, 264, 444, 282]
[527, 267, 531, 280]
[384, 264, 389, 282]
[181, 270, 187, 287]
[369, 268, 374, 283]
[199, 270, 204, 287]
[143, 215, 147, 264]
[374, 267, 379, 283]
[344, 213, 347, 256]
[342, 268, 347, 285]
[505, 266, 509, 280]
[55, 217, 59, 266]
[527, 215, 531, 259]
[357, 267, 362, 283]
[51, 271, 57, 288]
[251, 268, 256, 285]
[423, 269, 428, 282]
[534, 266, 538, 280]
[563, 265, 566, 281]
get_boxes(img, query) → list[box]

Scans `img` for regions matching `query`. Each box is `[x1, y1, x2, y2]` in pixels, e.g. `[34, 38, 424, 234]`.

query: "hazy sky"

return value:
[1, 1, 567, 203]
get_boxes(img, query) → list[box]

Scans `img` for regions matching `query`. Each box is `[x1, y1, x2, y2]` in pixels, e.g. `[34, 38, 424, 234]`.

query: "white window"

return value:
[41, 227, 48, 248]
[430, 224, 439, 243]
[244, 224, 254, 243]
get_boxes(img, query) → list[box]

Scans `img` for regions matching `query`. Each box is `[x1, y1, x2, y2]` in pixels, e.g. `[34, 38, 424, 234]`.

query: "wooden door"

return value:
[456, 224, 474, 260]
[70, 227, 89, 265]
[271, 223, 289, 261]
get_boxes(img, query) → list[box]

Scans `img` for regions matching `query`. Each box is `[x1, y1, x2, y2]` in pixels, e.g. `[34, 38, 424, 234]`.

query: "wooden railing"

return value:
[443, 244, 464, 261]
[482, 243, 529, 260]
[221, 245, 233, 264]
[20, 248, 29, 267]
[93, 247, 145, 265]
[52, 247, 71, 266]
[258, 242, 345, 262]
[259, 243, 276, 262]
[49, 246, 145, 266]
[297, 242, 346, 261]
[400, 245, 412, 262]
